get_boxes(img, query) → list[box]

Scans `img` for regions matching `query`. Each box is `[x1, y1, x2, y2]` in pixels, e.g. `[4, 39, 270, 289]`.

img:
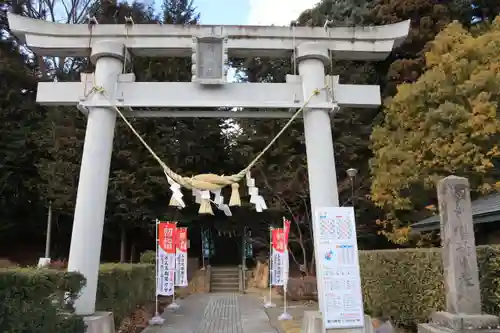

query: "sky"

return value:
[193, 0, 320, 26]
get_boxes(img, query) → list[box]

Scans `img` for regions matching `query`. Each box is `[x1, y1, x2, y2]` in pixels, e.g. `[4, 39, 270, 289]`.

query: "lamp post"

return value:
[346, 168, 357, 208]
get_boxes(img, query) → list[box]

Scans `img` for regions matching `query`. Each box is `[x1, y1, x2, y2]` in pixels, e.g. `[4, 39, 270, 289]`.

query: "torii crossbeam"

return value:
[8, 13, 409, 331]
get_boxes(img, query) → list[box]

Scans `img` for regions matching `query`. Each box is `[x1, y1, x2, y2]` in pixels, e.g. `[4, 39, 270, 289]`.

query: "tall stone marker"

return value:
[418, 176, 499, 333]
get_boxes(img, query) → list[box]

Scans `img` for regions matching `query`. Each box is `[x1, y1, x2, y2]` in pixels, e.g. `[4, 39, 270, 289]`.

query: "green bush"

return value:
[96, 263, 155, 325]
[0, 263, 155, 333]
[0, 268, 86, 333]
[359, 245, 500, 328]
[139, 250, 156, 264]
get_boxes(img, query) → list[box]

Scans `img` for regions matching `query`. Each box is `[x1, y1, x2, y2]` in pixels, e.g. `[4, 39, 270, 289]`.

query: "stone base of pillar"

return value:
[83, 312, 115, 333]
[37, 257, 51, 268]
[301, 311, 374, 333]
[419, 312, 499, 333]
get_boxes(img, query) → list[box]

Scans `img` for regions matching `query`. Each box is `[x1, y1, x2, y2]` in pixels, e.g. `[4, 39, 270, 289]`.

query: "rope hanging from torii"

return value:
[82, 85, 320, 215]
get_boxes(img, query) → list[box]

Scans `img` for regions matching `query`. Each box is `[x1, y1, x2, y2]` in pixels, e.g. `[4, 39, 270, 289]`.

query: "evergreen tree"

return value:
[0, 4, 47, 246]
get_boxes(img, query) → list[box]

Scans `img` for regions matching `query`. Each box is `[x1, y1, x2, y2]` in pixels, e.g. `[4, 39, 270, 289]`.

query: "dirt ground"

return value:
[247, 287, 319, 333]
[117, 287, 191, 333]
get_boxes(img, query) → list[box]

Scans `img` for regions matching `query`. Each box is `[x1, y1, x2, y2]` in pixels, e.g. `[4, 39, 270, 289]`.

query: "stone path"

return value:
[142, 293, 278, 333]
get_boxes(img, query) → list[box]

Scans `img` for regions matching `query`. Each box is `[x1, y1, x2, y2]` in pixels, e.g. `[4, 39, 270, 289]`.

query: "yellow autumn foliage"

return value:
[370, 18, 500, 244]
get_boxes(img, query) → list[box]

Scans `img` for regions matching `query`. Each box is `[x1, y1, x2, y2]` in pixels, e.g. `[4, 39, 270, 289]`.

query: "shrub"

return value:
[139, 250, 155, 264]
[0, 268, 86, 333]
[278, 246, 500, 329]
[360, 246, 500, 327]
[0, 263, 156, 333]
[96, 263, 155, 326]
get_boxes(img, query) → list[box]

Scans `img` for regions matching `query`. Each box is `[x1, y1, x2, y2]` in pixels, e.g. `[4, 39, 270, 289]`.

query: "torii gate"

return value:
[8, 13, 409, 326]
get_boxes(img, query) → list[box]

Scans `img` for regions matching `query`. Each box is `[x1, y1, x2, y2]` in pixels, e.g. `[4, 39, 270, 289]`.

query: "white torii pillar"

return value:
[296, 43, 339, 319]
[67, 41, 127, 315]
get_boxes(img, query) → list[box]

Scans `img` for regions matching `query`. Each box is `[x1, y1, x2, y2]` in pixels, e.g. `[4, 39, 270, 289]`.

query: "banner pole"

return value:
[148, 219, 165, 325]
[264, 226, 275, 308]
[201, 226, 205, 268]
[167, 222, 180, 310]
[155, 219, 159, 315]
[278, 217, 292, 321]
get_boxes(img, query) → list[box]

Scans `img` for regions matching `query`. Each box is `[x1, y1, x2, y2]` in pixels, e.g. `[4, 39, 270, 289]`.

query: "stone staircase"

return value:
[210, 266, 240, 293]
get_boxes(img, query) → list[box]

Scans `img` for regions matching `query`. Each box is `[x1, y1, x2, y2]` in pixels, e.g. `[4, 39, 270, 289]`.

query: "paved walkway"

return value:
[142, 293, 278, 333]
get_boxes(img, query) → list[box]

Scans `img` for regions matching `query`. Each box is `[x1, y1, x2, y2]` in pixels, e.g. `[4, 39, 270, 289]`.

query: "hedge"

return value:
[0, 268, 86, 333]
[0, 263, 155, 333]
[96, 263, 155, 325]
[359, 245, 500, 328]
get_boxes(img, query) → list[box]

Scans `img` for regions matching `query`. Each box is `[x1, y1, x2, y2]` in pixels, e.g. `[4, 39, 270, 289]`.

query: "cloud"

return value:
[247, 0, 320, 26]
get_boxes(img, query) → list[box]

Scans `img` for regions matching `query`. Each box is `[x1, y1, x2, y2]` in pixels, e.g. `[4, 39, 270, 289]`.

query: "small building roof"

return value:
[411, 192, 500, 231]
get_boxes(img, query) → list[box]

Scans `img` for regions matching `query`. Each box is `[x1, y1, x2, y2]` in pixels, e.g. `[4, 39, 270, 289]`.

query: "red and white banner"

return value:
[175, 227, 188, 287]
[270, 228, 286, 286]
[283, 218, 291, 244]
[157, 222, 176, 296]
[283, 218, 291, 286]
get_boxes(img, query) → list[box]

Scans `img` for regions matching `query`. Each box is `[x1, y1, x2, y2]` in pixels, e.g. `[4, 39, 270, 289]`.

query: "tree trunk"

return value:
[130, 243, 136, 263]
[309, 251, 316, 275]
[120, 227, 126, 263]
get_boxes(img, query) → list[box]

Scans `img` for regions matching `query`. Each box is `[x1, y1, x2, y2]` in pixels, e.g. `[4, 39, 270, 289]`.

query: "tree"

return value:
[0, 3, 48, 247]
[370, 18, 500, 244]
[292, 0, 500, 245]
[297, 0, 372, 27]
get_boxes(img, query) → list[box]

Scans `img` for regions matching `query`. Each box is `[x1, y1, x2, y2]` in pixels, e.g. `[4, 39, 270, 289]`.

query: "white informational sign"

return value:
[314, 207, 364, 329]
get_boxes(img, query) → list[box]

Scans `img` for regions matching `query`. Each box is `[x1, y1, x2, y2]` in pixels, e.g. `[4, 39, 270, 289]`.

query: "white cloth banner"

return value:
[270, 228, 286, 286]
[157, 222, 176, 296]
[175, 227, 188, 287]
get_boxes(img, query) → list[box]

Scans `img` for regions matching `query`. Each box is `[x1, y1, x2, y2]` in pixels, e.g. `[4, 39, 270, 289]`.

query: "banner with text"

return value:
[175, 227, 188, 287]
[157, 222, 176, 296]
[270, 228, 286, 286]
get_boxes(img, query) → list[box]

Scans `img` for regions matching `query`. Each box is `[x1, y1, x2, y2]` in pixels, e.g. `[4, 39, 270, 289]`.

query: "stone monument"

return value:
[418, 176, 499, 333]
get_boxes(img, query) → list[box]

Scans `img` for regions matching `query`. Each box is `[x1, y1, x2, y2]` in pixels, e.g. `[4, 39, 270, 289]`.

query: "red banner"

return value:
[271, 228, 286, 285]
[283, 218, 291, 286]
[272, 228, 285, 253]
[175, 227, 188, 287]
[158, 222, 176, 254]
[157, 222, 176, 296]
[176, 228, 188, 252]
[283, 218, 291, 245]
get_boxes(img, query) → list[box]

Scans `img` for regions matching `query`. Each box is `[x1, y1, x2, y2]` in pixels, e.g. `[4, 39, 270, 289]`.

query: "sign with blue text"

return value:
[314, 207, 364, 329]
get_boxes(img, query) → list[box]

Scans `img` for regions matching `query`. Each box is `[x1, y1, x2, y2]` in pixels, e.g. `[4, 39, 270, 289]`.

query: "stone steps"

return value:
[211, 266, 240, 292]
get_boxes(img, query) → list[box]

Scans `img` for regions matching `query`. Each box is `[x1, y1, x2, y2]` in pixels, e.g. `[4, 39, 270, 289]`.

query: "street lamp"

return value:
[346, 168, 357, 207]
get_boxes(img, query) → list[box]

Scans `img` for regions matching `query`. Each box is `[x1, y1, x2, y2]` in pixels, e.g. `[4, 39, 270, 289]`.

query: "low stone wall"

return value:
[186, 266, 211, 294]
[276, 276, 318, 301]
[247, 260, 269, 289]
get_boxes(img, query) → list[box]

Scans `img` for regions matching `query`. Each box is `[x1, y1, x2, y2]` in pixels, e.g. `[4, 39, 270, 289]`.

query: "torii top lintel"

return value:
[8, 13, 410, 60]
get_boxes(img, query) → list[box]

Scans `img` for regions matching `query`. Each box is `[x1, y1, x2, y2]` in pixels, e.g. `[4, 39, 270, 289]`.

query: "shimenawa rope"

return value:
[84, 84, 321, 214]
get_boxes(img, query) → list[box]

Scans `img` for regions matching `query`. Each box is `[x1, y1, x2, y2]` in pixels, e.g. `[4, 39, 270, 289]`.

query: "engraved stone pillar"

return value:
[418, 176, 499, 333]
[439, 176, 481, 314]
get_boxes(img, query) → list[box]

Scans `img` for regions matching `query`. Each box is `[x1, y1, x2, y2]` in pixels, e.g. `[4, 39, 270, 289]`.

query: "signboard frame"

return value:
[314, 207, 364, 330]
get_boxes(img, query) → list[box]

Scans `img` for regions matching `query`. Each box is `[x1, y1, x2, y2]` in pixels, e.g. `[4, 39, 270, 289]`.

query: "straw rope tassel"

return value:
[199, 198, 214, 215]
[168, 194, 182, 208]
[229, 183, 241, 207]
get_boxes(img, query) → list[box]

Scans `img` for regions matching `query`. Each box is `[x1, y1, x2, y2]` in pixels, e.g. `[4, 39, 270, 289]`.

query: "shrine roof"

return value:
[412, 192, 500, 231]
